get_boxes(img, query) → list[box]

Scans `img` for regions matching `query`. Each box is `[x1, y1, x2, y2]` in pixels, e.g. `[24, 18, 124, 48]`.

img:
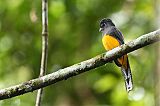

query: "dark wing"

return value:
[115, 28, 124, 44]
[108, 27, 125, 67]
[109, 27, 124, 45]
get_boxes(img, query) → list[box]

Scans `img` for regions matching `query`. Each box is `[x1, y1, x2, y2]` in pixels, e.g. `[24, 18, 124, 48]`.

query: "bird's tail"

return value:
[121, 60, 133, 92]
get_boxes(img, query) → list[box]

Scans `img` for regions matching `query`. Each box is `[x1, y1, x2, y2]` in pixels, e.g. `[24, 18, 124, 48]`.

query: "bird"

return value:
[99, 18, 133, 92]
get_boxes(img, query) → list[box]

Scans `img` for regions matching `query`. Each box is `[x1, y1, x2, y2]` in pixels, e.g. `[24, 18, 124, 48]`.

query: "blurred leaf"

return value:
[94, 74, 117, 93]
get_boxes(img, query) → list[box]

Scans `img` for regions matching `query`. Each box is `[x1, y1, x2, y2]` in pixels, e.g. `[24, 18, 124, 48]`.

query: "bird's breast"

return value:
[102, 34, 120, 51]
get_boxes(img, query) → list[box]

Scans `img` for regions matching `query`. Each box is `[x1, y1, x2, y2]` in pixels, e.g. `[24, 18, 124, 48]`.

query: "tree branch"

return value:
[0, 29, 159, 100]
[35, 0, 48, 106]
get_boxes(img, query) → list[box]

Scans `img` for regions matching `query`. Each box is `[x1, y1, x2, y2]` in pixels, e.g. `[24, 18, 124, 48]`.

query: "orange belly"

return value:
[102, 35, 120, 50]
[102, 35, 127, 67]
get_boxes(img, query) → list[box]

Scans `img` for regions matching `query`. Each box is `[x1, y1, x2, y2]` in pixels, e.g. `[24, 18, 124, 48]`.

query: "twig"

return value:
[35, 0, 48, 106]
[0, 29, 159, 100]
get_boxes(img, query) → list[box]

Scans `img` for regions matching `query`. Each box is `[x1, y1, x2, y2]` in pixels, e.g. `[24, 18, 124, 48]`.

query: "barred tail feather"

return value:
[121, 65, 133, 92]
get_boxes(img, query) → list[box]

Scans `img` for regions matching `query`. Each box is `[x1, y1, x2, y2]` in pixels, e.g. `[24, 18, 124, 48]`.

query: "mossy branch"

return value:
[0, 29, 159, 100]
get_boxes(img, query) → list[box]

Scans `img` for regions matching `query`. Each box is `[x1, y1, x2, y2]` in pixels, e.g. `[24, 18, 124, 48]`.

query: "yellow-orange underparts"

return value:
[102, 35, 128, 68]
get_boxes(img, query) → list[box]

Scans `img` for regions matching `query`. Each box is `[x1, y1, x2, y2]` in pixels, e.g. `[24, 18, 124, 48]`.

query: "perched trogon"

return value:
[99, 18, 133, 92]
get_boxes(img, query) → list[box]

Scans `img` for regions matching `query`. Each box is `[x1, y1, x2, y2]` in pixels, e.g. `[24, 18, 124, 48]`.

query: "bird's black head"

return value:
[99, 18, 115, 32]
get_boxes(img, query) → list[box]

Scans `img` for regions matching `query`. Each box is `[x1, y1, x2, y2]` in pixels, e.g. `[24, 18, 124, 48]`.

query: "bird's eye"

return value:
[100, 23, 106, 28]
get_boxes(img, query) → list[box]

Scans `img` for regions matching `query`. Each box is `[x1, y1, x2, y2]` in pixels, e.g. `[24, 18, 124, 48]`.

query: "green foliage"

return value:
[0, 0, 158, 106]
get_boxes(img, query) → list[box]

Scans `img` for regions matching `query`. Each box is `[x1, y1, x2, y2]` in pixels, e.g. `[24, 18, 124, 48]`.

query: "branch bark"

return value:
[35, 0, 48, 106]
[0, 29, 159, 100]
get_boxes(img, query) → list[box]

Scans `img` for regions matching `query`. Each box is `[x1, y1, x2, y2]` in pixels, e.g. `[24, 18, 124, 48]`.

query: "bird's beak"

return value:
[99, 28, 103, 32]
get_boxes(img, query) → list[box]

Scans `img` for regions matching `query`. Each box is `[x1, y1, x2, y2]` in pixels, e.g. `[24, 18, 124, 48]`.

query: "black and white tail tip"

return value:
[121, 67, 133, 92]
